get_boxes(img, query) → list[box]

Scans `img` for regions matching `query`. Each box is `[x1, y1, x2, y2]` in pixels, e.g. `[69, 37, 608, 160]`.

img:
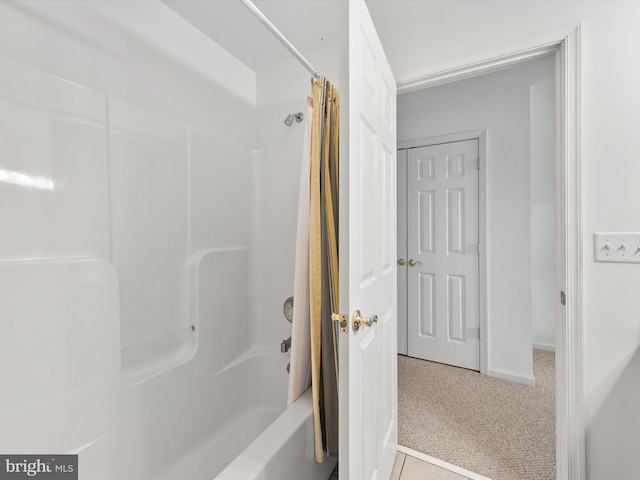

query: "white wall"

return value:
[0, 1, 256, 146]
[399, 55, 555, 383]
[369, 1, 640, 477]
[531, 78, 557, 351]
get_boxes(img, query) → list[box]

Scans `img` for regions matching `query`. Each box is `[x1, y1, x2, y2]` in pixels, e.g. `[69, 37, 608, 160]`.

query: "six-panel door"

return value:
[406, 140, 480, 370]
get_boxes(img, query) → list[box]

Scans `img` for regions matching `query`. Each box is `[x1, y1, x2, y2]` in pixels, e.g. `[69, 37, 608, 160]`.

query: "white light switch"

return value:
[593, 232, 640, 263]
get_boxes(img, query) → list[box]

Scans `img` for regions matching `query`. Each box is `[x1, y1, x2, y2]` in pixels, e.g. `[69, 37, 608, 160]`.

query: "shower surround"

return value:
[0, 1, 341, 478]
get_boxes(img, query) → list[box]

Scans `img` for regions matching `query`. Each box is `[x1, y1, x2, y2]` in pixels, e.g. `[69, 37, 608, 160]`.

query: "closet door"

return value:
[406, 140, 480, 370]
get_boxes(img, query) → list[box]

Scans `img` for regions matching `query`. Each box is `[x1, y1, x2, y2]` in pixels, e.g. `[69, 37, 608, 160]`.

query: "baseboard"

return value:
[533, 343, 556, 352]
[398, 445, 493, 480]
[488, 368, 536, 386]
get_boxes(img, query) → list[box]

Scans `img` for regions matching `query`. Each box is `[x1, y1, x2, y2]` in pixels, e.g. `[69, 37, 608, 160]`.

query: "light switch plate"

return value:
[593, 232, 640, 263]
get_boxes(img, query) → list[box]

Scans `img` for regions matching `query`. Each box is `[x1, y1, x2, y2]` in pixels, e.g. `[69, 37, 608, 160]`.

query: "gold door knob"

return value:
[352, 310, 378, 332]
[409, 259, 422, 266]
[398, 259, 406, 265]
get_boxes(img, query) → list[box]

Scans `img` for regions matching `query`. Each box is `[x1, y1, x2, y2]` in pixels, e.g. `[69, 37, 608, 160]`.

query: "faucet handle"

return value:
[281, 336, 292, 353]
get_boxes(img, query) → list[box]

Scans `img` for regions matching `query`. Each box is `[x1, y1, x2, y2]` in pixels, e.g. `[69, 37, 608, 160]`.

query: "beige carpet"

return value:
[398, 350, 555, 480]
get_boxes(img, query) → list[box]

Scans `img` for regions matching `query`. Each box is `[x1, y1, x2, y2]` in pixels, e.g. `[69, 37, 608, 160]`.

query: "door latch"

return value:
[331, 312, 349, 334]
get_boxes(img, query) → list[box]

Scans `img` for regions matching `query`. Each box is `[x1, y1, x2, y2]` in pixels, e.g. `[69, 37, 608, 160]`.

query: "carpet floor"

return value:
[398, 350, 555, 480]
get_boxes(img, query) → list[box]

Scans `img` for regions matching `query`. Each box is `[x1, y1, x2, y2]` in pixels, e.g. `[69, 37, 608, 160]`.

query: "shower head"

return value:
[284, 112, 304, 126]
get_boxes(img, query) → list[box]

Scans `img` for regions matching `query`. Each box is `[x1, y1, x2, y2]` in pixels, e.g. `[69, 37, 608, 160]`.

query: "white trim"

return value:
[477, 132, 488, 377]
[556, 24, 584, 480]
[397, 129, 485, 150]
[488, 368, 536, 386]
[396, 23, 584, 480]
[398, 445, 493, 480]
[397, 23, 578, 95]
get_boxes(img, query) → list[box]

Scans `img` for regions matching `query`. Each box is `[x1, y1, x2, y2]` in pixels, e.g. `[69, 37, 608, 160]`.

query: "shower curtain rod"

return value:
[239, 0, 321, 79]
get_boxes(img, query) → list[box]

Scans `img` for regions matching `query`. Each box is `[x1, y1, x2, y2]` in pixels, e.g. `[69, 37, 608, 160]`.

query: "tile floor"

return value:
[329, 451, 474, 480]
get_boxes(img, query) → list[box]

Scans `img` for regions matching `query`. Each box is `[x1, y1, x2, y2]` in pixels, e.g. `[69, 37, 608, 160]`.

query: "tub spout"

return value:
[281, 336, 292, 353]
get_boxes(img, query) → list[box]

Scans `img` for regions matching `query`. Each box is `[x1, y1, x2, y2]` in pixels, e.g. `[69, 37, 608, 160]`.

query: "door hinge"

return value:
[478, 327, 481, 340]
[560, 291, 566, 306]
[477, 157, 480, 170]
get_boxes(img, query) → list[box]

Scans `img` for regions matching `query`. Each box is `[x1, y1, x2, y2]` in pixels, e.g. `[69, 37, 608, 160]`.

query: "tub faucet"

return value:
[281, 336, 292, 353]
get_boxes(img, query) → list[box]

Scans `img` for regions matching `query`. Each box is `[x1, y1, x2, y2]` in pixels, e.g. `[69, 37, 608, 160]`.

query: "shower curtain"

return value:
[287, 76, 340, 463]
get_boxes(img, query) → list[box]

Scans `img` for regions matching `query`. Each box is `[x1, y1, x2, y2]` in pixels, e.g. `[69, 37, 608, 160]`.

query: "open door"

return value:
[339, 1, 397, 478]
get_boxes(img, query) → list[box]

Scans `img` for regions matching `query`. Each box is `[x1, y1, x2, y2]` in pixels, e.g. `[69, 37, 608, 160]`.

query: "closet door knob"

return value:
[398, 259, 406, 265]
[408, 259, 421, 266]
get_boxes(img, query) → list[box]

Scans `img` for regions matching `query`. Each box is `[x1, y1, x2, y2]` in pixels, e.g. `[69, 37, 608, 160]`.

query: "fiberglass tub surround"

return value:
[0, 1, 339, 478]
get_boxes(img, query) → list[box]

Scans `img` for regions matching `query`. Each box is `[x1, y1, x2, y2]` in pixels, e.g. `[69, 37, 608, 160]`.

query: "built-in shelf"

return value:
[121, 325, 197, 385]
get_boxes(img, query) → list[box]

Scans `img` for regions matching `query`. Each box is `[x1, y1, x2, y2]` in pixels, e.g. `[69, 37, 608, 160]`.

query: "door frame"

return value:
[398, 131, 487, 375]
[396, 24, 583, 480]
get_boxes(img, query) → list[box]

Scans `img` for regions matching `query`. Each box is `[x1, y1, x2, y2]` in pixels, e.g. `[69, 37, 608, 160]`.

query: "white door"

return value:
[339, 1, 397, 479]
[406, 140, 480, 370]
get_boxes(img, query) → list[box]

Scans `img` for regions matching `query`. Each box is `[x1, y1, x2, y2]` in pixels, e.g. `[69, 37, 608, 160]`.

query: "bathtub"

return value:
[216, 387, 337, 480]
[0, 258, 336, 480]
[155, 347, 337, 480]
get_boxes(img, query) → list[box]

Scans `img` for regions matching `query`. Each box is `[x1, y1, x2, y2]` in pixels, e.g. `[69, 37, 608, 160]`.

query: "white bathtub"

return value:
[216, 389, 337, 480]
[156, 348, 336, 480]
[0, 259, 335, 480]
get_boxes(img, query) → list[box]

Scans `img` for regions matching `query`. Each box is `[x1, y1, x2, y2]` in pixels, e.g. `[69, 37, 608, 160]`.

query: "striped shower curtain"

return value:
[287, 76, 340, 463]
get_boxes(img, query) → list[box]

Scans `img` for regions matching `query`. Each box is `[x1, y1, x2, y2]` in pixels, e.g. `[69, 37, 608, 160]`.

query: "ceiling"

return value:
[162, 0, 344, 72]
